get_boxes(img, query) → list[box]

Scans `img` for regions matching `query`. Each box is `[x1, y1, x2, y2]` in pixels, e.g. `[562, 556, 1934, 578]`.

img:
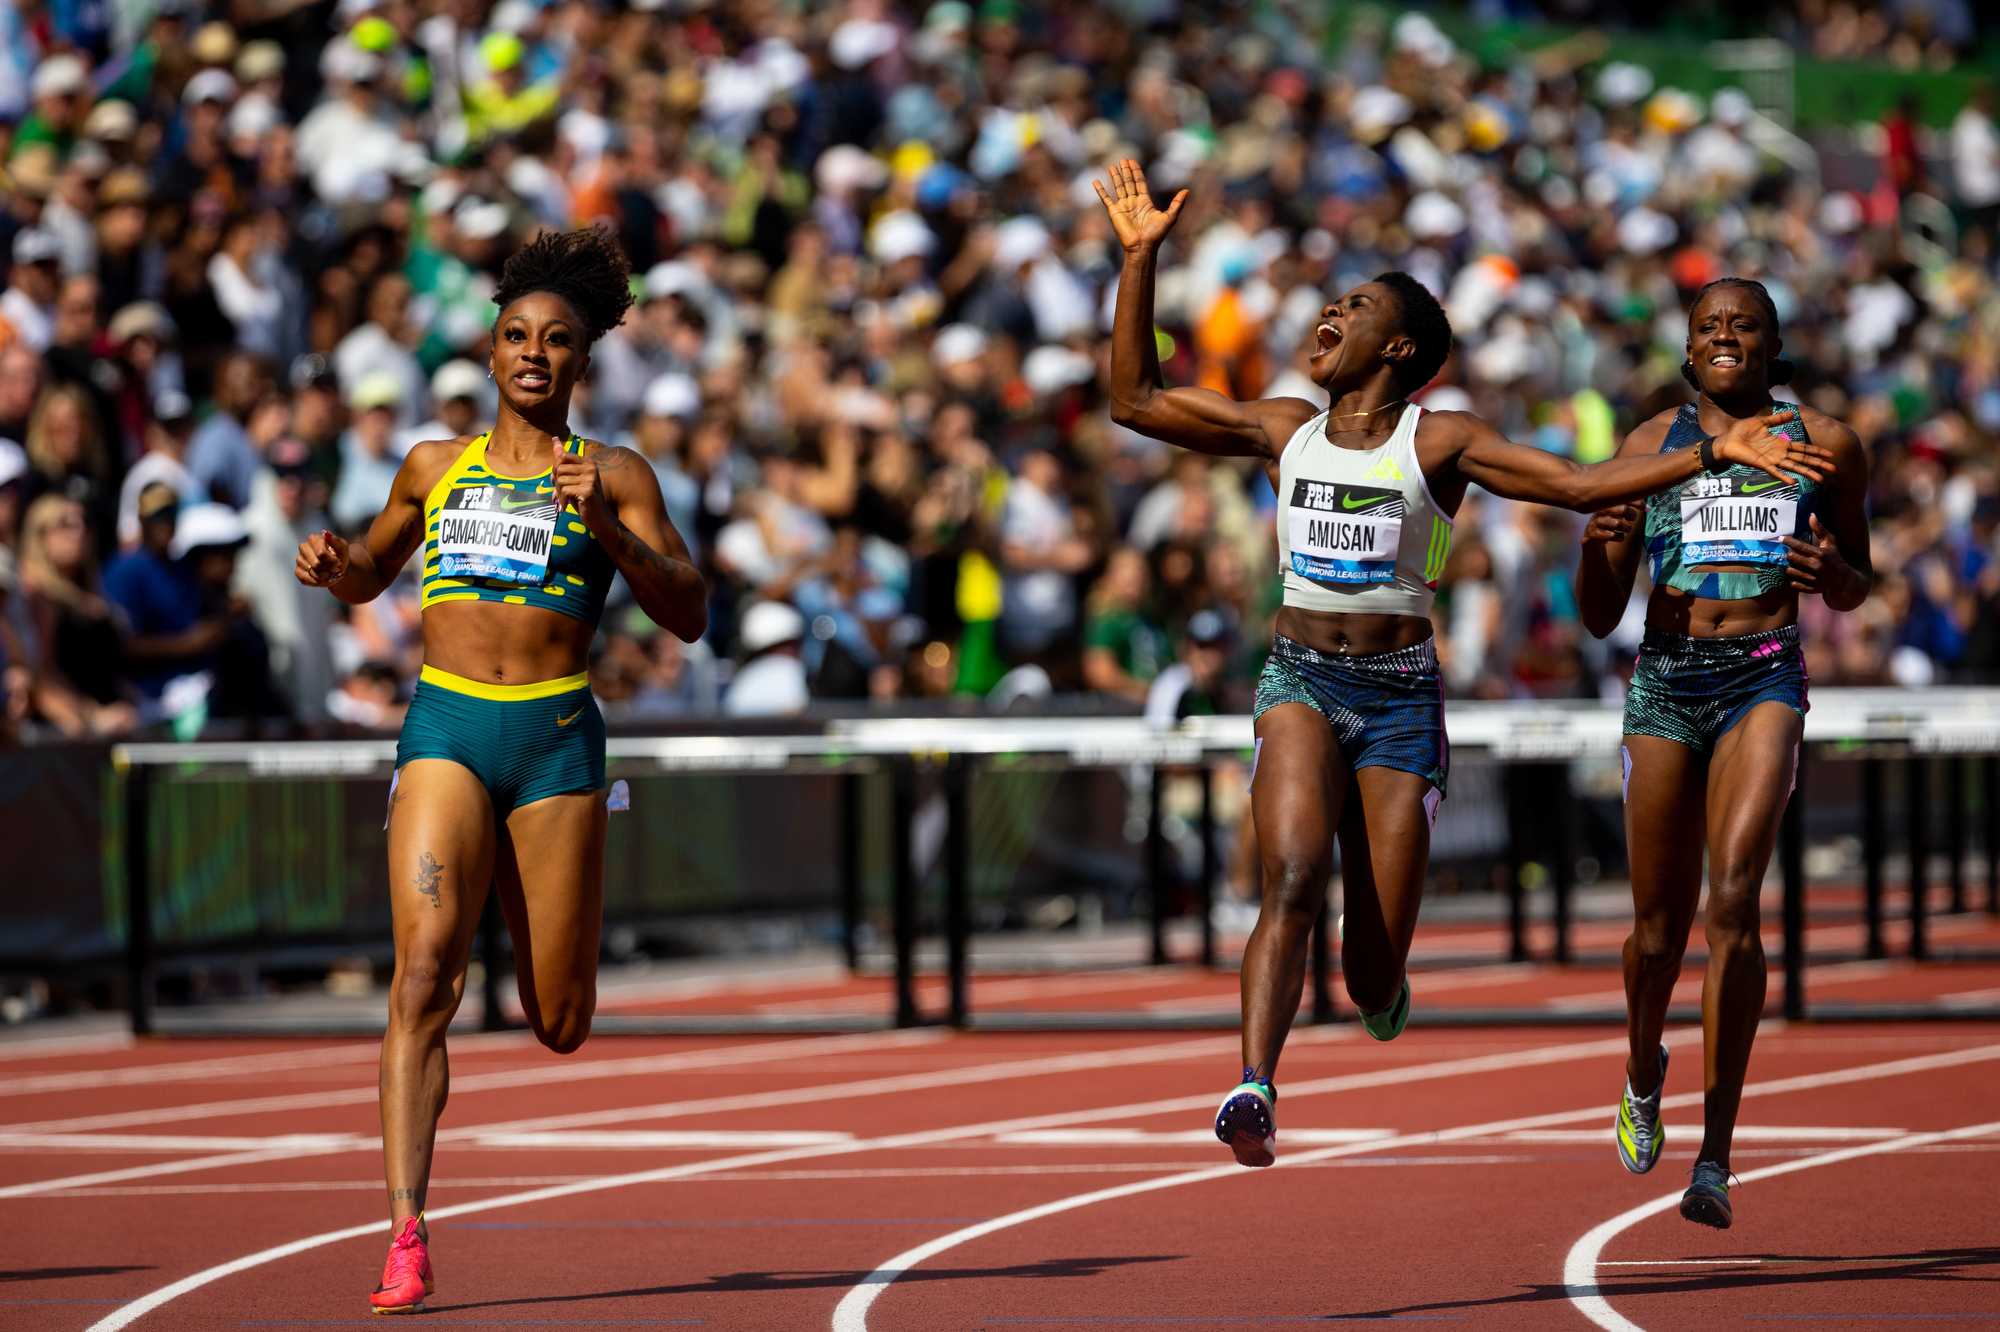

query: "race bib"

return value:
[1679, 473, 1799, 567]
[1288, 480, 1404, 586]
[435, 483, 558, 584]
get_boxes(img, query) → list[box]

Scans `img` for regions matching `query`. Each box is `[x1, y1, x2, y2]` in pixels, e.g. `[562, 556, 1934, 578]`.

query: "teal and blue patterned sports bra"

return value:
[1644, 402, 1817, 601]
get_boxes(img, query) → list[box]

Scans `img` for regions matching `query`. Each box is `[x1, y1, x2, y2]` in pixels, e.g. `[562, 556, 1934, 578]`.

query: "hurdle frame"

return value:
[108, 688, 2000, 1035]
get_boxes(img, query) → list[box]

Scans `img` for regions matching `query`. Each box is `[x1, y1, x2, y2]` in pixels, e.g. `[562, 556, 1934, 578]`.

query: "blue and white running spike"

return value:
[1214, 1068, 1276, 1168]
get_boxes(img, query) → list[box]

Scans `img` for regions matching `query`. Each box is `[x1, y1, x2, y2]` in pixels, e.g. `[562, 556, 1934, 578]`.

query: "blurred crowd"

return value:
[0, 0, 1997, 741]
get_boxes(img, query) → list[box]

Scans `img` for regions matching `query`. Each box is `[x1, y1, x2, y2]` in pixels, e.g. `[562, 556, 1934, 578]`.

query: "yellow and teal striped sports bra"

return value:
[419, 433, 616, 627]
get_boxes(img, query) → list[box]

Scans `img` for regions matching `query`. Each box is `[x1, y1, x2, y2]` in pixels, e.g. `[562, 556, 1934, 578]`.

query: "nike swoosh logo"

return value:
[499, 494, 552, 512]
[555, 706, 586, 727]
[1738, 479, 1787, 494]
[1341, 493, 1383, 510]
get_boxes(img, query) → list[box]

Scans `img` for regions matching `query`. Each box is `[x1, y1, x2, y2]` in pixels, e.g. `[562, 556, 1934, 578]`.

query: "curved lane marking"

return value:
[78, 1031, 1609, 1331]
[829, 1042, 2000, 1332]
[1564, 1118, 2000, 1332]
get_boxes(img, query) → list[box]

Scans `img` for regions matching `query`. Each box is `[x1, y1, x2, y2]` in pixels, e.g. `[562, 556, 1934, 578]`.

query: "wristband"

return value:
[1696, 436, 1720, 474]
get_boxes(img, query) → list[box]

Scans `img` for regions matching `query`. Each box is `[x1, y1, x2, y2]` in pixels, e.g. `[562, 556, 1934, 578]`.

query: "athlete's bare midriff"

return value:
[1272, 605, 1436, 656]
[421, 599, 595, 685]
[1644, 578, 1796, 639]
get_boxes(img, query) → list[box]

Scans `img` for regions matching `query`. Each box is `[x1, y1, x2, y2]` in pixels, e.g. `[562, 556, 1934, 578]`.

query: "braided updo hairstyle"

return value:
[492, 226, 634, 347]
[1681, 277, 1795, 390]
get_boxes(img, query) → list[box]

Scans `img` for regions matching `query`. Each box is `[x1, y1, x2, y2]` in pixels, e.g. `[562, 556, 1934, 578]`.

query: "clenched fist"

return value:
[1582, 503, 1642, 547]
[296, 529, 349, 587]
[551, 438, 608, 527]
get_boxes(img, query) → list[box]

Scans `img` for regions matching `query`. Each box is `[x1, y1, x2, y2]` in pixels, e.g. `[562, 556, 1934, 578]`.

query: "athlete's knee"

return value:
[1260, 856, 1326, 923]
[388, 954, 459, 1028]
[529, 993, 596, 1054]
[1704, 871, 1763, 944]
[1627, 924, 1686, 973]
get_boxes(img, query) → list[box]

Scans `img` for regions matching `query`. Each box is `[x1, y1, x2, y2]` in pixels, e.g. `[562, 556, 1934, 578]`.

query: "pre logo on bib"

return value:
[436, 483, 559, 584]
[1678, 472, 1801, 567]
[1288, 479, 1404, 586]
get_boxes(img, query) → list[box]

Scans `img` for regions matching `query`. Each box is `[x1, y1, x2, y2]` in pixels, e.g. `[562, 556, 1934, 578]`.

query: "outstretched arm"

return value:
[558, 442, 708, 642]
[1446, 406, 1832, 512]
[1096, 159, 1315, 460]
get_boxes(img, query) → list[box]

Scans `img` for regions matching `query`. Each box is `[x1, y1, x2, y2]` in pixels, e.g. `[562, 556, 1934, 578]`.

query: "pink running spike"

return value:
[369, 1214, 434, 1315]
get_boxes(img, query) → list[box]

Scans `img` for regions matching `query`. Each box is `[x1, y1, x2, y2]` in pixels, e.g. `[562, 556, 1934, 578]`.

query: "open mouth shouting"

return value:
[1314, 321, 1342, 351]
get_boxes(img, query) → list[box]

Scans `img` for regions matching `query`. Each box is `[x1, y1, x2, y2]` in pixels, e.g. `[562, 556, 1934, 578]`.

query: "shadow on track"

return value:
[1335, 1247, 2000, 1320]
[0, 1267, 155, 1283]
[440, 1254, 1184, 1312]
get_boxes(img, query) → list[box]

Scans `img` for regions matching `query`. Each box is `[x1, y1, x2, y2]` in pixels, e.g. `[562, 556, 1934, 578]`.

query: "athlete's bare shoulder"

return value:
[1618, 404, 1682, 456]
[581, 437, 641, 469]
[1245, 395, 1323, 456]
[1790, 401, 1862, 453]
[398, 436, 476, 494]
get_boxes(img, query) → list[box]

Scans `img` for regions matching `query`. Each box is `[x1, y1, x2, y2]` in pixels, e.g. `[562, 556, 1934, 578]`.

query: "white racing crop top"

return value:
[1274, 402, 1453, 619]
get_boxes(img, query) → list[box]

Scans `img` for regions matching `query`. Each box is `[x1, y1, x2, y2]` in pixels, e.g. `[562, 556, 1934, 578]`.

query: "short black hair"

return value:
[492, 226, 634, 346]
[1683, 277, 1794, 388]
[1373, 271, 1452, 394]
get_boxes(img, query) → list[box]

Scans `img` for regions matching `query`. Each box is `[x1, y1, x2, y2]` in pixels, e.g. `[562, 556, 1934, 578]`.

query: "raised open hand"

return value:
[1092, 158, 1188, 253]
[1713, 407, 1835, 486]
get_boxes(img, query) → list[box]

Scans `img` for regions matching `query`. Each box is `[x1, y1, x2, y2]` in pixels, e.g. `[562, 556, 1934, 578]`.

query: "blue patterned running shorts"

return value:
[1252, 634, 1448, 795]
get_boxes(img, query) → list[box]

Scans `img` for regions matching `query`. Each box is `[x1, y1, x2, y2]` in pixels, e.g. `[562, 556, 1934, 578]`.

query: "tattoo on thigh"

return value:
[415, 852, 442, 909]
[388, 787, 407, 822]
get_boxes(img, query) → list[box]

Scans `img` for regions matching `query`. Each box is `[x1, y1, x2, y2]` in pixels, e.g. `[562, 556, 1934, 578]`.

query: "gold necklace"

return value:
[1326, 399, 1406, 420]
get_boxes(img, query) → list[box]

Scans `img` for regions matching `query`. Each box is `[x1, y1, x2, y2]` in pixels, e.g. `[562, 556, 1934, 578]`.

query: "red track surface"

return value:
[5, 944, 1999, 1332]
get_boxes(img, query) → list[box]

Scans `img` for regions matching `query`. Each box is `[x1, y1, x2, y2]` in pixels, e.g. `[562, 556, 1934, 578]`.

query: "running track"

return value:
[3, 963, 1997, 1331]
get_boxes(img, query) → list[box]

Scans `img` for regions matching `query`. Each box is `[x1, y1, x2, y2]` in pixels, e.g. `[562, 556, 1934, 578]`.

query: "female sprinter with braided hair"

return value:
[296, 228, 705, 1312]
[1095, 161, 1837, 1171]
[1578, 278, 1870, 1228]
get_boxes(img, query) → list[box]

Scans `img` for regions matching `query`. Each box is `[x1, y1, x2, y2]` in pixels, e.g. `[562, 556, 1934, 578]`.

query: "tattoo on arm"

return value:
[590, 447, 635, 472]
[381, 516, 422, 569]
[415, 852, 442, 909]
[614, 520, 678, 580]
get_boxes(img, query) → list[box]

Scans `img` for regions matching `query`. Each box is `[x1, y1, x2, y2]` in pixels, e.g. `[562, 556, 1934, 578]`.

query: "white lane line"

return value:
[39, 1141, 2000, 1196]
[2, 1028, 941, 1134]
[0, 1133, 367, 1152]
[825, 1041, 2000, 1332]
[76, 1031, 1620, 1332]
[0, 1130, 862, 1153]
[0, 1031, 135, 1061]
[1563, 1118, 2000, 1332]
[472, 1131, 854, 1149]
[757, 970, 1204, 1015]
[0, 1043, 386, 1097]
[4, 1030, 1271, 1198]
[0, 1143, 366, 1200]
[591, 962, 851, 1007]
[1490, 1126, 1908, 1144]
[991, 1129, 1394, 1146]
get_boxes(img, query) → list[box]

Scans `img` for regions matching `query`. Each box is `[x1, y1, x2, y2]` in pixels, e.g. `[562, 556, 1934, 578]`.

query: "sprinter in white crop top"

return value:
[1095, 159, 1838, 1172]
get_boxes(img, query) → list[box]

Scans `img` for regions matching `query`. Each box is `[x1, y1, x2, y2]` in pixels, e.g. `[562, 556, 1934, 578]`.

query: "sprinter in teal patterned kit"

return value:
[1577, 278, 1872, 1229]
[1096, 161, 1838, 1173]
[295, 228, 707, 1312]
